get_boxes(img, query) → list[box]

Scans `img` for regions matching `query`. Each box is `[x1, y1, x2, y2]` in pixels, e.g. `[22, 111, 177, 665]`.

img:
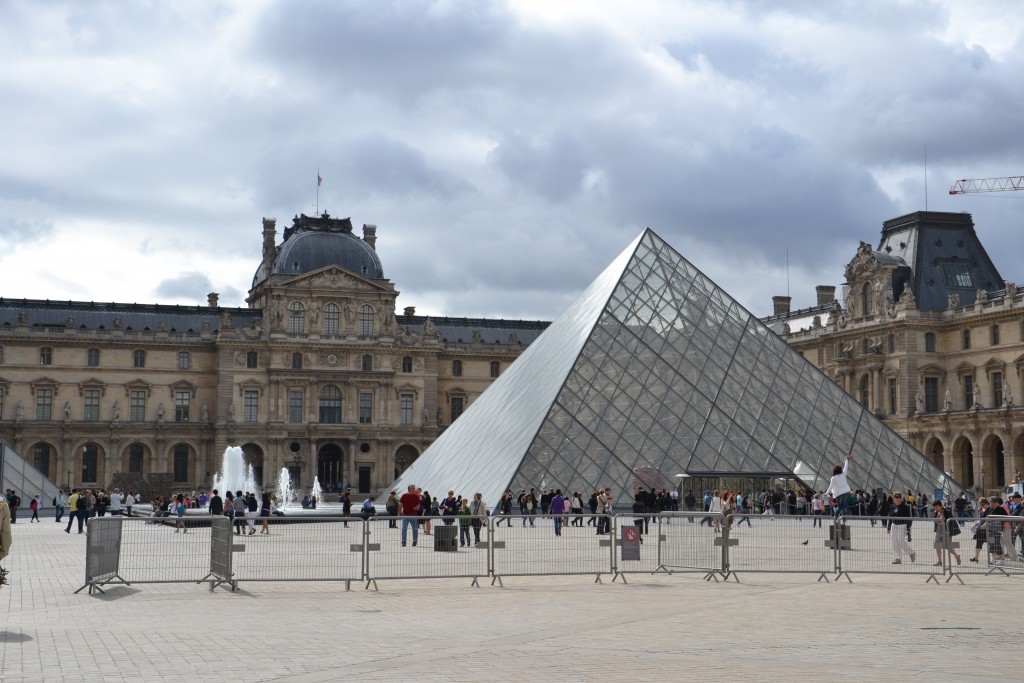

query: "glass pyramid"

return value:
[386, 229, 959, 507]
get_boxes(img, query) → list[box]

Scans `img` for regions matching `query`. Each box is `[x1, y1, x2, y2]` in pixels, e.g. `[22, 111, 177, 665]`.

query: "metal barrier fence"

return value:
[76, 511, 1024, 594]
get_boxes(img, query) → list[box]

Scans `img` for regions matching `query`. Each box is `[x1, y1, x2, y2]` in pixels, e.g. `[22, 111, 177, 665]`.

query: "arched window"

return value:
[862, 282, 873, 316]
[924, 332, 936, 352]
[319, 385, 342, 423]
[452, 360, 463, 377]
[173, 444, 190, 482]
[359, 305, 375, 336]
[82, 443, 99, 483]
[128, 443, 145, 473]
[490, 361, 500, 378]
[324, 303, 340, 335]
[289, 302, 305, 334]
[33, 443, 51, 477]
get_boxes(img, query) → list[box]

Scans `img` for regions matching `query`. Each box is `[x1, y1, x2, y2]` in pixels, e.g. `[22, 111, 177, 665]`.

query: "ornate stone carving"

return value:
[220, 311, 234, 329]
[65, 315, 75, 328]
[112, 317, 122, 330]
[943, 389, 952, 412]
[17, 312, 27, 325]
[1006, 282, 1018, 299]
[947, 293, 960, 310]
[158, 319, 167, 332]
[976, 289, 988, 303]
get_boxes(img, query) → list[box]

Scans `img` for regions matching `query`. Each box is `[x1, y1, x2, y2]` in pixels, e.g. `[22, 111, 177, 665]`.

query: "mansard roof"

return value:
[0, 298, 259, 333]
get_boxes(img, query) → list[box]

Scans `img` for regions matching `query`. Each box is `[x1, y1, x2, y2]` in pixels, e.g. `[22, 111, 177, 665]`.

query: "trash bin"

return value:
[433, 524, 458, 552]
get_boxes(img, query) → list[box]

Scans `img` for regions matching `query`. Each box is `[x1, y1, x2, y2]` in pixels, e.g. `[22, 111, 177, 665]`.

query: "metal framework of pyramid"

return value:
[387, 229, 959, 506]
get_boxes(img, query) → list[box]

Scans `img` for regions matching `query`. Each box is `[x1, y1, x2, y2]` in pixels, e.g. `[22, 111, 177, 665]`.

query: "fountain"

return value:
[311, 476, 323, 508]
[212, 446, 258, 496]
[277, 467, 295, 509]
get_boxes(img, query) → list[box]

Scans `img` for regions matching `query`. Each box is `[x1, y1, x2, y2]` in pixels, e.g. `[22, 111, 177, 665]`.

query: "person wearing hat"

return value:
[931, 499, 961, 566]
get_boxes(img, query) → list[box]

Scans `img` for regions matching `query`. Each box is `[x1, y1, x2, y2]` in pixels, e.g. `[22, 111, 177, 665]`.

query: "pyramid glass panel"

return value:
[385, 229, 961, 507]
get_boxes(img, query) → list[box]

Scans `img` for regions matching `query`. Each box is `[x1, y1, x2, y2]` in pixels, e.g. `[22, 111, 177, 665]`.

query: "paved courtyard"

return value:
[0, 516, 1017, 682]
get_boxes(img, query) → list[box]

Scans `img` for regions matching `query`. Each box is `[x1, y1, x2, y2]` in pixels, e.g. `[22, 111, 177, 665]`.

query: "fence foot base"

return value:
[612, 572, 627, 584]
[651, 565, 673, 575]
[703, 571, 720, 583]
[364, 579, 379, 591]
[946, 572, 965, 585]
[925, 574, 940, 584]
[491, 575, 504, 587]
[594, 573, 603, 584]
[470, 576, 479, 587]
[834, 571, 852, 583]
[723, 570, 739, 583]
[816, 572, 830, 583]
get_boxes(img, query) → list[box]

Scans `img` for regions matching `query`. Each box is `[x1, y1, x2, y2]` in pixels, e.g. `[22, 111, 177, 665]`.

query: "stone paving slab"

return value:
[0, 517, 1016, 682]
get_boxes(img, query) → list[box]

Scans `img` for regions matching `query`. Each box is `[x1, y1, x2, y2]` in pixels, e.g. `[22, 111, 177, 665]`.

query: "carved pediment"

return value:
[917, 363, 944, 375]
[124, 379, 154, 397]
[237, 378, 265, 397]
[953, 361, 975, 374]
[982, 357, 1006, 377]
[844, 242, 881, 281]
[29, 376, 60, 395]
[77, 378, 107, 396]
[394, 382, 421, 399]
[169, 379, 198, 398]
[278, 265, 391, 293]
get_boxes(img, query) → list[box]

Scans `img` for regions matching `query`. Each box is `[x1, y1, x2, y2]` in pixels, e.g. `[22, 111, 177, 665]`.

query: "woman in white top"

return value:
[824, 454, 853, 520]
[709, 490, 723, 533]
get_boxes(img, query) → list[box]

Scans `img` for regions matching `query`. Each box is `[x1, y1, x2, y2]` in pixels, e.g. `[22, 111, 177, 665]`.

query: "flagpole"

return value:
[316, 168, 320, 215]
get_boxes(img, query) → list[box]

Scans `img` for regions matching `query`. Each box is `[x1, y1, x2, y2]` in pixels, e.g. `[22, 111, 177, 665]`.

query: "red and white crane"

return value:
[949, 176, 1024, 194]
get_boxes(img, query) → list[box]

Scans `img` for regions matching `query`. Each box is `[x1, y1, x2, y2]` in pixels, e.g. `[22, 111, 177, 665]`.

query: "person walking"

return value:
[885, 491, 915, 564]
[399, 484, 420, 547]
[570, 491, 584, 526]
[233, 490, 246, 535]
[824, 454, 853, 520]
[124, 490, 136, 518]
[932, 499, 961, 566]
[457, 499, 473, 547]
[550, 489, 566, 537]
[64, 489, 86, 533]
[496, 491, 513, 527]
[55, 489, 67, 523]
[174, 493, 187, 533]
[386, 490, 399, 529]
[811, 494, 826, 528]
[29, 495, 40, 522]
[259, 492, 272, 534]
[469, 492, 486, 544]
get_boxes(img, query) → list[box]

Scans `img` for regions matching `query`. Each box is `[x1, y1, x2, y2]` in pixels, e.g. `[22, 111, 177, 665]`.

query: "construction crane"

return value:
[949, 176, 1024, 194]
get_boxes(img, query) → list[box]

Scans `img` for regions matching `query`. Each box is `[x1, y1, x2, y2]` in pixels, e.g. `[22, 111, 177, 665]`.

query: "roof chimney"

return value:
[772, 296, 791, 317]
[207, 292, 219, 308]
[815, 285, 836, 306]
[362, 224, 377, 250]
[403, 306, 416, 316]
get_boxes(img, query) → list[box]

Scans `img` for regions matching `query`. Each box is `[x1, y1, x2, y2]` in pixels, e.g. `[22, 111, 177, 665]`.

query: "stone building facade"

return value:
[0, 213, 546, 498]
[768, 210, 1022, 496]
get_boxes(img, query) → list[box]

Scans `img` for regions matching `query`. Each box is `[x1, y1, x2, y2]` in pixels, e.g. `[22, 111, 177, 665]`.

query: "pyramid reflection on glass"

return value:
[387, 229, 958, 507]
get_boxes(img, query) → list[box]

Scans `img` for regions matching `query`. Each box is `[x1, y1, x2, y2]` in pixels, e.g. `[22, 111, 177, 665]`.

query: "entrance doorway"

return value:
[318, 444, 343, 491]
[358, 466, 371, 494]
[678, 474, 805, 509]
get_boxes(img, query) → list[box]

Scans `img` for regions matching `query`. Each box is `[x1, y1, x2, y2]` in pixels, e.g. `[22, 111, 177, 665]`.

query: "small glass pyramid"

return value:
[387, 230, 958, 506]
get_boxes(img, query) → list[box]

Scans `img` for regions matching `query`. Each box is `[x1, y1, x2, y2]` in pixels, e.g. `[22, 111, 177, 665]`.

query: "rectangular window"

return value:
[0, 386, 4, 420]
[246, 351, 258, 368]
[87, 348, 100, 367]
[292, 353, 303, 369]
[888, 378, 897, 415]
[173, 445, 189, 483]
[324, 305, 340, 335]
[925, 332, 936, 352]
[130, 390, 146, 422]
[358, 392, 373, 424]
[33, 444, 50, 477]
[993, 372, 1003, 408]
[451, 396, 464, 421]
[963, 329, 971, 350]
[243, 390, 259, 423]
[924, 377, 939, 413]
[964, 375, 974, 409]
[36, 388, 53, 420]
[992, 325, 1000, 346]
[362, 354, 373, 371]
[402, 356, 413, 373]
[82, 447, 98, 483]
[133, 350, 146, 368]
[175, 391, 190, 422]
[940, 262, 973, 289]
[178, 351, 190, 370]
[83, 389, 100, 421]
[40, 347, 52, 365]
[288, 390, 304, 423]
[400, 393, 413, 425]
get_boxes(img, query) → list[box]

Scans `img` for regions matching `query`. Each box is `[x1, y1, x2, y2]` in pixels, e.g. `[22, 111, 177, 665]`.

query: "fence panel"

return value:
[836, 516, 944, 577]
[723, 513, 836, 577]
[490, 514, 613, 578]
[949, 515, 1024, 578]
[613, 512, 722, 575]
[366, 515, 489, 582]
[228, 515, 364, 583]
[112, 515, 216, 583]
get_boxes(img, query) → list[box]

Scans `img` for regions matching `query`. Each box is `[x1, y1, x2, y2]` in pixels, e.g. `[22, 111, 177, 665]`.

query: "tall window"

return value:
[174, 391, 190, 422]
[451, 396, 465, 422]
[452, 359, 463, 377]
[87, 348, 100, 367]
[925, 332, 936, 352]
[359, 305, 374, 336]
[40, 347, 52, 365]
[964, 375, 974, 409]
[36, 388, 53, 420]
[128, 444, 144, 473]
[361, 354, 373, 372]
[924, 378, 939, 413]
[83, 389, 100, 421]
[246, 351, 258, 368]
[358, 392, 373, 424]
[962, 328, 971, 350]
[319, 386, 342, 423]
[133, 349, 146, 368]
[993, 372, 1004, 407]
[292, 352, 303, 369]
[992, 324, 1000, 346]
[862, 282, 873, 316]
[0, 346, 4, 364]
[130, 390, 146, 422]
[243, 390, 258, 423]
[858, 375, 869, 407]
[324, 303, 340, 335]
[173, 444, 189, 483]
[288, 390, 304, 423]
[82, 444, 98, 483]
[400, 394, 414, 425]
[0, 386, 4, 420]
[289, 302, 305, 334]
[34, 443, 50, 477]
[178, 351, 190, 370]
[887, 334, 895, 354]
[888, 378, 897, 415]
[402, 356, 413, 373]
[490, 361, 500, 378]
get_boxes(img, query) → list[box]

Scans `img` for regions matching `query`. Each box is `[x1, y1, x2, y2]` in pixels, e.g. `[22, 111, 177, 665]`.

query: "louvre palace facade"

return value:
[0, 213, 545, 498]
[769, 210, 1024, 496]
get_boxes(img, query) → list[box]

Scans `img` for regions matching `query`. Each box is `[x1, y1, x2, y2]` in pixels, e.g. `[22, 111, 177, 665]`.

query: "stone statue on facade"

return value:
[343, 301, 355, 328]
[158, 319, 167, 332]
[1006, 282, 1018, 299]
[1004, 383, 1013, 409]
[112, 317, 122, 330]
[915, 389, 924, 415]
[976, 289, 988, 303]
[309, 302, 320, 326]
[947, 293, 960, 310]
[63, 401, 71, 421]
[227, 402, 235, 422]
[16, 400, 24, 421]
[973, 383, 982, 410]
[65, 315, 75, 328]
[943, 388, 952, 412]
[202, 404, 210, 423]
[157, 402, 165, 421]
[17, 312, 27, 325]
[112, 401, 120, 422]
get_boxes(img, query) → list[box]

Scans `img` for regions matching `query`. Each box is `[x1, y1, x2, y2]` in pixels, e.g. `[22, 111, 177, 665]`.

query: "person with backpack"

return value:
[64, 489, 86, 534]
[29, 495, 40, 522]
[5, 490, 19, 524]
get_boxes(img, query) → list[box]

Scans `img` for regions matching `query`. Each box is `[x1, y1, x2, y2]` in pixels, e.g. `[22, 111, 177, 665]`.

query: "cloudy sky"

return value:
[2, 0, 1024, 321]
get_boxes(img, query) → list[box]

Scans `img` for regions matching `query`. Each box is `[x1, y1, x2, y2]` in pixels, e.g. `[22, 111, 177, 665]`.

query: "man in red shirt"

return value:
[399, 484, 421, 547]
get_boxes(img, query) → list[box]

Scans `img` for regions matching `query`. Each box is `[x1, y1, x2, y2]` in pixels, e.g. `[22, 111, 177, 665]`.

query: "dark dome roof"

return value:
[253, 214, 384, 287]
